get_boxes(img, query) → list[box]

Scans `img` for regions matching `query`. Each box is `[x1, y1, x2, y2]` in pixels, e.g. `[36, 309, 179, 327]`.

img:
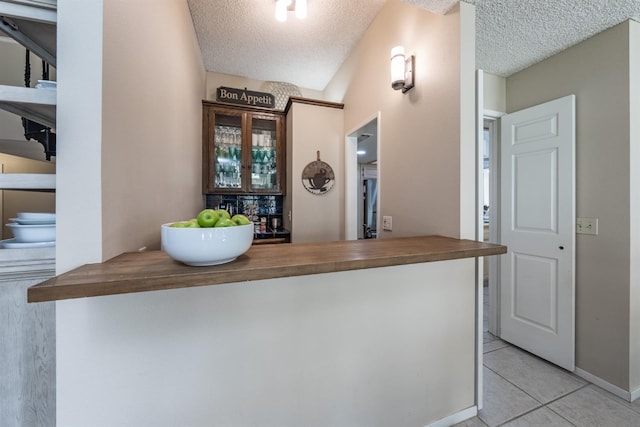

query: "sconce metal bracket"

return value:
[402, 55, 415, 93]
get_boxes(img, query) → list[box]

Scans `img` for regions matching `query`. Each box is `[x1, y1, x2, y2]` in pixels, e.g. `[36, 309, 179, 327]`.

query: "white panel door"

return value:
[500, 95, 575, 371]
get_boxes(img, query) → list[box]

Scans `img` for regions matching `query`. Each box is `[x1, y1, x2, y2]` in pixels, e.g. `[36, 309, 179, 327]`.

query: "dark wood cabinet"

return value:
[202, 101, 285, 194]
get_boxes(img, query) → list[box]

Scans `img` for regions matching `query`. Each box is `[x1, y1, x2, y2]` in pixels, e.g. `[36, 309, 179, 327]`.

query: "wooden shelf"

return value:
[0, 172, 55, 190]
[0, 85, 56, 128]
[28, 235, 507, 302]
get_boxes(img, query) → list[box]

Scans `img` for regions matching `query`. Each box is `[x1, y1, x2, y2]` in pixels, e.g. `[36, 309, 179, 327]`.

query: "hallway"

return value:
[455, 288, 640, 426]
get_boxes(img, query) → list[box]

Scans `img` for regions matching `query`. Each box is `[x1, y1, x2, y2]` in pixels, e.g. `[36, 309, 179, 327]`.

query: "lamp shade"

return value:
[295, 0, 307, 19]
[390, 46, 405, 90]
[275, 0, 288, 22]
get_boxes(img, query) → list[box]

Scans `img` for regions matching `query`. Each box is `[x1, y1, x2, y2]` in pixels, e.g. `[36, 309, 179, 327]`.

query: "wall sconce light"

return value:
[390, 46, 414, 93]
[275, 0, 307, 22]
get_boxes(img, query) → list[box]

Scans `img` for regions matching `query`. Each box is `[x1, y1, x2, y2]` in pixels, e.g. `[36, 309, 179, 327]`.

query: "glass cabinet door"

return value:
[250, 117, 279, 191]
[203, 102, 284, 195]
[213, 113, 243, 189]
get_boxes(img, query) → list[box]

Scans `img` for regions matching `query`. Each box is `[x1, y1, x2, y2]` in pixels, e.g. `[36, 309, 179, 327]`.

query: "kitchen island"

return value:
[34, 236, 505, 427]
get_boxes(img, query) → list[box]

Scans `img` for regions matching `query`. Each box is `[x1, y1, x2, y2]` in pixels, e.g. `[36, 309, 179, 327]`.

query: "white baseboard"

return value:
[574, 367, 636, 402]
[425, 406, 477, 427]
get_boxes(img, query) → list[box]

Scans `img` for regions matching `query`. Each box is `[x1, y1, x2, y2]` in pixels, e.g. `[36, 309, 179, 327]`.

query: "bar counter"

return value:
[50, 235, 506, 426]
[28, 235, 505, 302]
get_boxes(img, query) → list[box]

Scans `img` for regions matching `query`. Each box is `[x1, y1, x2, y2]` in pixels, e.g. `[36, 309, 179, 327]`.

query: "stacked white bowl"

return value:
[3, 212, 56, 248]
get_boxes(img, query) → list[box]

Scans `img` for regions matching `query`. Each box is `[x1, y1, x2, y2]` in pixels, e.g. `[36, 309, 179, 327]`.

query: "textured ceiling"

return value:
[402, 0, 458, 14]
[188, 0, 640, 90]
[465, 0, 640, 77]
[187, 0, 387, 91]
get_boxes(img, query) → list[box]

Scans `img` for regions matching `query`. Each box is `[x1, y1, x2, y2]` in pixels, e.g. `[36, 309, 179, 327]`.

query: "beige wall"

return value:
[483, 72, 506, 113]
[285, 100, 344, 243]
[325, 0, 473, 239]
[507, 21, 637, 393]
[99, 1, 206, 260]
[56, 0, 205, 270]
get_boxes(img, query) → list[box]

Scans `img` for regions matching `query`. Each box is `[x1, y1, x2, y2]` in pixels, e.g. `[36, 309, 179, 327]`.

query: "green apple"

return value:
[213, 209, 231, 221]
[170, 221, 189, 228]
[197, 209, 218, 227]
[214, 218, 236, 227]
[184, 220, 200, 228]
[231, 214, 252, 226]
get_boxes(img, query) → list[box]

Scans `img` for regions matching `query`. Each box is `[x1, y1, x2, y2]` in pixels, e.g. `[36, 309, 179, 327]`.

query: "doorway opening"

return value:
[482, 95, 576, 371]
[483, 115, 500, 336]
[345, 114, 380, 241]
[358, 130, 377, 239]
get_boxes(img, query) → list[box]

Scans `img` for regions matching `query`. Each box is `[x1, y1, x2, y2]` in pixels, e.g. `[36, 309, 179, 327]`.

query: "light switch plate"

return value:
[382, 216, 392, 231]
[577, 217, 598, 235]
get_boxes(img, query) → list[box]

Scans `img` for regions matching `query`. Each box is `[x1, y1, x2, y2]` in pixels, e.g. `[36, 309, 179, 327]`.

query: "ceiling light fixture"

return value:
[390, 46, 415, 93]
[275, 0, 307, 22]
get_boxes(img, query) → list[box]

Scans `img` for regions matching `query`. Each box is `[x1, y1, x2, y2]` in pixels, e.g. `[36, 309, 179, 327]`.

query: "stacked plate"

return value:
[2, 212, 56, 248]
[35, 79, 57, 90]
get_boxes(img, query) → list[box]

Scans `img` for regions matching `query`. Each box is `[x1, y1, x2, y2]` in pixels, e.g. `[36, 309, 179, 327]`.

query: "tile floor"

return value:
[454, 287, 640, 427]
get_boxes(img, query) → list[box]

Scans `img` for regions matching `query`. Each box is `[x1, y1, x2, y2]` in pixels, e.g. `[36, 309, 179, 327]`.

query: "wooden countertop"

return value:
[27, 236, 506, 303]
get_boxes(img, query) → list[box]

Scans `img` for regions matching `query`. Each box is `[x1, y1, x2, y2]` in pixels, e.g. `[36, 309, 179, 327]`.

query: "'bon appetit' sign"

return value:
[216, 86, 275, 108]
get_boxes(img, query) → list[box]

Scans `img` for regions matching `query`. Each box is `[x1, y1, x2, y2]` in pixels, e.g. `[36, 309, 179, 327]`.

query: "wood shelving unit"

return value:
[0, 85, 55, 128]
[0, 172, 54, 190]
[0, 0, 57, 190]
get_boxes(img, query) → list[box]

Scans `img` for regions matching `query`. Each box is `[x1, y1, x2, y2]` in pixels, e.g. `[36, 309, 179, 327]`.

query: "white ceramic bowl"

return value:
[6, 223, 56, 243]
[17, 212, 56, 221]
[161, 223, 254, 266]
[10, 217, 56, 225]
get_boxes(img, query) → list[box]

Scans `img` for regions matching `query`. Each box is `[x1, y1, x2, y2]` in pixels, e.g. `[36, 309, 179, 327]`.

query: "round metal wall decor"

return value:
[302, 151, 335, 195]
